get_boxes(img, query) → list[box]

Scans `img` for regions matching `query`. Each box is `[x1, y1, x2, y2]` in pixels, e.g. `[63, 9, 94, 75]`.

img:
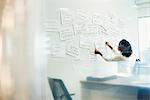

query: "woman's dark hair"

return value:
[118, 39, 132, 57]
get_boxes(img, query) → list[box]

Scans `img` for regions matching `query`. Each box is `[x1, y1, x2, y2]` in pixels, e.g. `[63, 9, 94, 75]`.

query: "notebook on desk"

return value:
[86, 75, 117, 81]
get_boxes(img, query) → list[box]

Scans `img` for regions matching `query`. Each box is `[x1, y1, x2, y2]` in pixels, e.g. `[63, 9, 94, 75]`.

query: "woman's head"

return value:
[118, 39, 132, 57]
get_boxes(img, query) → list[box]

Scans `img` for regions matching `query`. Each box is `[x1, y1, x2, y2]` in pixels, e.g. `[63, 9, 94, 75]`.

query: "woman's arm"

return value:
[105, 42, 116, 53]
[102, 55, 125, 62]
[95, 48, 125, 61]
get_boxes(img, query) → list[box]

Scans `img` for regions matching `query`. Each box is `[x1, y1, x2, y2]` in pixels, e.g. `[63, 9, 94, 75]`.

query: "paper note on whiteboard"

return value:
[73, 24, 88, 35]
[59, 25, 74, 41]
[92, 13, 105, 26]
[51, 42, 65, 57]
[43, 20, 59, 32]
[87, 23, 99, 34]
[79, 35, 92, 49]
[89, 47, 97, 61]
[66, 43, 80, 58]
[75, 9, 89, 25]
[60, 8, 73, 25]
[98, 25, 107, 34]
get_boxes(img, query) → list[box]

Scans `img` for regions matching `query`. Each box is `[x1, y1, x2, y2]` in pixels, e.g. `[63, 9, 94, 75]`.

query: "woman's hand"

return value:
[105, 41, 113, 50]
[94, 49, 100, 54]
[94, 49, 103, 56]
[105, 42, 109, 46]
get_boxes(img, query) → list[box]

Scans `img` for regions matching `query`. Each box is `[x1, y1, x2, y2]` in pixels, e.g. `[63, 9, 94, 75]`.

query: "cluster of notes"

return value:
[43, 8, 126, 60]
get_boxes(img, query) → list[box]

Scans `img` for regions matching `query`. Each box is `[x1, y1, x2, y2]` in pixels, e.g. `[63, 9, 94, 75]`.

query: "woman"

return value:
[95, 39, 133, 75]
[95, 39, 133, 61]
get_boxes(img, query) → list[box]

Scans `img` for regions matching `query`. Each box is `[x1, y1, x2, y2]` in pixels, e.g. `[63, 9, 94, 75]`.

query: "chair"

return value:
[48, 77, 75, 100]
[138, 89, 150, 100]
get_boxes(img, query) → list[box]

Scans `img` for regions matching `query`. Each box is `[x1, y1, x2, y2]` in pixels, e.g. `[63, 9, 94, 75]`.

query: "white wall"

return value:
[43, 0, 138, 100]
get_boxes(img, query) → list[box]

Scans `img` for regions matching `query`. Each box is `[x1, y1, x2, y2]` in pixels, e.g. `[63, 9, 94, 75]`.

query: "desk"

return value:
[81, 75, 150, 100]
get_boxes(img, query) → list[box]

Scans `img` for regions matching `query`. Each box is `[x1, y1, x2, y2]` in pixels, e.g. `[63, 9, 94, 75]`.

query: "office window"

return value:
[138, 17, 150, 64]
